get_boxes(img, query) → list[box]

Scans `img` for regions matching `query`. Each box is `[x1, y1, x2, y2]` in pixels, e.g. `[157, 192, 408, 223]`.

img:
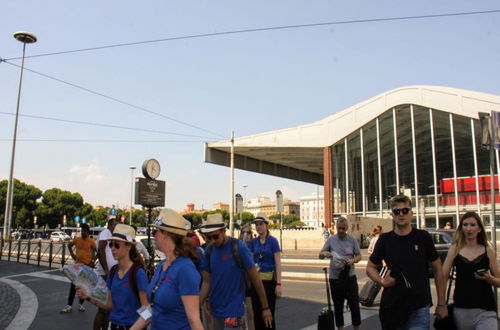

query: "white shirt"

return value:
[95, 228, 117, 275]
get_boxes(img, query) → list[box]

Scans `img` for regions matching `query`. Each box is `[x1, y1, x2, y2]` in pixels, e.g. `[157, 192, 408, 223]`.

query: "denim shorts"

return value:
[396, 305, 430, 330]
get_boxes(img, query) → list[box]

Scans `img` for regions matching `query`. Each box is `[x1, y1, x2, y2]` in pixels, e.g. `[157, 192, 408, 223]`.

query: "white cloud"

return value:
[69, 159, 109, 183]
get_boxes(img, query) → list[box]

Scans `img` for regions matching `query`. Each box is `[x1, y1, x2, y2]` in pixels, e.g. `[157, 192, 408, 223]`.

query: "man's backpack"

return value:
[206, 237, 252, 289]
[109, 263, 144, 302]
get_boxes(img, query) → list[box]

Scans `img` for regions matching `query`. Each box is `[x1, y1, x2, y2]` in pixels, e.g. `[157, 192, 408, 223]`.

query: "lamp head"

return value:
[13, 31, 37, 44]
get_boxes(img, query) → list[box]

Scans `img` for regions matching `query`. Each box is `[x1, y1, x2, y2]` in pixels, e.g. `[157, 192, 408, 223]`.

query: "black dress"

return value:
[453, 248, 496, 311]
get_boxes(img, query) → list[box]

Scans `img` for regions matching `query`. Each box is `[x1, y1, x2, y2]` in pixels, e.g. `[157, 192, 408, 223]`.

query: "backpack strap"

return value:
[109, 264, 119, 285]
[129, 262, 144, 303]
[231, 237, 243, 270]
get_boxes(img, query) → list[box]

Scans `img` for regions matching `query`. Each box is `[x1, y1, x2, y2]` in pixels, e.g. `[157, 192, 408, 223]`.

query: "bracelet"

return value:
[262, 306, 270, 311]
[276, 283, 281, 286]
[437, 304, 446, 307]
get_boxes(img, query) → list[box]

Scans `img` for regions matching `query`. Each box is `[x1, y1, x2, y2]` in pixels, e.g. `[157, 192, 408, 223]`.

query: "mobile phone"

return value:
[476, 269, 487, 275]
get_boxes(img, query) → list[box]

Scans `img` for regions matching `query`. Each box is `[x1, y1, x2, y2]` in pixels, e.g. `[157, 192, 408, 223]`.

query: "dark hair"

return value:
[128, 244, 146, 269]
[131, 225, 137, 232]
[390, 195, 412, 208]
[165, 232, 198, 261]
[81, 224, 90, 231]
[455, 211, 489, 251]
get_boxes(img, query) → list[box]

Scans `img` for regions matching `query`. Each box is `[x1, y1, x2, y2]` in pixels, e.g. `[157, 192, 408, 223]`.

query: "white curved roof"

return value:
[205, 85, 500, 184]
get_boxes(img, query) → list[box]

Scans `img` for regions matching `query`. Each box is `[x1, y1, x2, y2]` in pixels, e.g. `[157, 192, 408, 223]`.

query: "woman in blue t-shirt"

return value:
[249, 216, 281, 330]
[78, 224, 149, 330]
[130, 208, 203, 330]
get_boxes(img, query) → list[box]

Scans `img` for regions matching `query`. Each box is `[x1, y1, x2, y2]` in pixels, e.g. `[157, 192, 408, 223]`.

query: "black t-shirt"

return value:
[369, 229, 439, 310]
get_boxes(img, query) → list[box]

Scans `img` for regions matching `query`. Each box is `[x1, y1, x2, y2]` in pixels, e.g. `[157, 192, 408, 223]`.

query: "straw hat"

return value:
[107, 224, 136, 244]
[200, 213, 226, 233]
[150, 208, 190, 236]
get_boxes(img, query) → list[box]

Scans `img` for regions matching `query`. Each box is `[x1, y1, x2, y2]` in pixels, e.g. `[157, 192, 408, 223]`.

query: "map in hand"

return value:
[62, 264, 108, 304]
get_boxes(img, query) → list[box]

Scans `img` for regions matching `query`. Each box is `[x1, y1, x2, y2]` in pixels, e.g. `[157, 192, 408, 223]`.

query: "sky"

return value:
[1, 1, 500, 213]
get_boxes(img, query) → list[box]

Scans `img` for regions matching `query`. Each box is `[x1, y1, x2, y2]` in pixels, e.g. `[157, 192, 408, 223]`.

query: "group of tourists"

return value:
[61, 209, 282, 330]
[322, 194, 500, 330]
[61, 193, 500, 330]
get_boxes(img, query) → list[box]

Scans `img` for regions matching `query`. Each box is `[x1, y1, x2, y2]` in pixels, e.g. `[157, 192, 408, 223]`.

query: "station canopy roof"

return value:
[204, 85, 500, 185]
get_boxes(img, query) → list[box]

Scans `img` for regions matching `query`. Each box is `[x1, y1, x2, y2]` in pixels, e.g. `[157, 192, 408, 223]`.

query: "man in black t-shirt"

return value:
[366, 195, 447, 329]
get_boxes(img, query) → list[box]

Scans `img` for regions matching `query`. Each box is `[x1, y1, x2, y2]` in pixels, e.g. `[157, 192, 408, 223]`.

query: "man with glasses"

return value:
[319, 216, 362, 330]
[366, 194, 447, 329]
[199, 213, 272, 330]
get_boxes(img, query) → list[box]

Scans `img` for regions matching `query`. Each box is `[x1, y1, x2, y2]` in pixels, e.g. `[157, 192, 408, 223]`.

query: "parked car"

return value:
[426, 229, 454, 276]
[50, 231, 71, 242]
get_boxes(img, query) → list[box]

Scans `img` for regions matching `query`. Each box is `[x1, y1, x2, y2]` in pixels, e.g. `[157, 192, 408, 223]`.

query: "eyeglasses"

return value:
[207, 233, 220, 240]
[108, 241, 122, 249]
[392, 208, 411, 215]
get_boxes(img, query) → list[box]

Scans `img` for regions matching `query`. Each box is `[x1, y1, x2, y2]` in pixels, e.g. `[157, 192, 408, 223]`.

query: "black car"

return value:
[426, 229, 454, 276]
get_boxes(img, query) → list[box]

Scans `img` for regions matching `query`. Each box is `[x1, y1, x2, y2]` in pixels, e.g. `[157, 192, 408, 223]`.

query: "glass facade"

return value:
[330, 104, 496, 228]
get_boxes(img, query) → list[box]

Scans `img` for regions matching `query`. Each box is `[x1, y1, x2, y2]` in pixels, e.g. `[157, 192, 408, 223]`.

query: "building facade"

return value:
[300, 194, 324, 228]
[205, 86, 500, 229]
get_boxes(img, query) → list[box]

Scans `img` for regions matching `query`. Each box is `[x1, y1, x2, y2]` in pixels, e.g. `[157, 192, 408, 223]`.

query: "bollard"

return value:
[294, 239, 297, 250]
[27, 239, 31, 264]
[37, 240, 41, 267]
[49, 241, 53, 268]
[61, 241, 66, 267]
[8, 239, 12, 262]
[17, 239, 21, 262]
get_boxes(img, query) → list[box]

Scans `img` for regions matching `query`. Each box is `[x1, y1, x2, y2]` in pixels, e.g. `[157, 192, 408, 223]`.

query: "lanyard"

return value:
[150, 261, 172, 304]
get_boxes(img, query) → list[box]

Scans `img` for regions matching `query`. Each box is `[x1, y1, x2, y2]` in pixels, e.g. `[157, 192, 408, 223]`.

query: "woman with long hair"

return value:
[130, 208, 203, 330]
[442, 211, 500, 330]
[248, 216, 281, 330]
[239, 224, 255, 330]
[78, 224, 148, 330]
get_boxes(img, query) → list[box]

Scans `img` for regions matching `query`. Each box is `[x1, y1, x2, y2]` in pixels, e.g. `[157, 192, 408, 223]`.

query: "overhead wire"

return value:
[1, 61, 227, 140]
[0, 110, 217, 139]
[0, 138, 202, 143]
[2, 9, 499, 61]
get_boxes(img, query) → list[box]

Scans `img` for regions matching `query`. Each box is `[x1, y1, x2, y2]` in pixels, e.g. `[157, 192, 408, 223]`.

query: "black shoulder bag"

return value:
[433, 266, 456, 330]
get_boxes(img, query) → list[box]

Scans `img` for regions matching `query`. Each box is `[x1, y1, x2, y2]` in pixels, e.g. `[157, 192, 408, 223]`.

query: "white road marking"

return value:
[4, 269, 70, 283]
[0, 278, 38, 330]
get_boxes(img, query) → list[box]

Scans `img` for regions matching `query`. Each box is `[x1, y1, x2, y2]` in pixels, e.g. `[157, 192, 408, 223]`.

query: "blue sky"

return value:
[1, 1, 499, 212]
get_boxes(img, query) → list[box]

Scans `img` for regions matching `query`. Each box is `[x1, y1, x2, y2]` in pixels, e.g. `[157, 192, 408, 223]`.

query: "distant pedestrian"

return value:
[78, 224, 149, 329]
[94, 218, 119, 330]
[443, 221, 452, 230]
[319, 216, 362, 330]
[249, 216, 281, 330]
[367, 225, 382, 256]
[366, 194, 447, 329]
[239, 224, 255, 330]
[60, 223, 96, 313]
[200, 213, 272, 330]
[442, 211, 500, 330]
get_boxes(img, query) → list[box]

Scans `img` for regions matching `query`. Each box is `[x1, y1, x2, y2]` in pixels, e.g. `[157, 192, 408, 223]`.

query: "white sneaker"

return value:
[60, 305, 72, 313]
[78, 304, 86, 312]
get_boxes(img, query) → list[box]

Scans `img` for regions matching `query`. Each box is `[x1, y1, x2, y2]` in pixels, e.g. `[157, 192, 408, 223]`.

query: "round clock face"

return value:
[142, 159, 161, 179]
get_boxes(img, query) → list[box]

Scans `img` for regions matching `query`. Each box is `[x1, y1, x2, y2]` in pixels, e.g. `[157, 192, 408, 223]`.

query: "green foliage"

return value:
[34, 188, 84, 228]
[238, 212, 255, 224]
[0, 179, 42, 229]
[182, 213, 203, 227]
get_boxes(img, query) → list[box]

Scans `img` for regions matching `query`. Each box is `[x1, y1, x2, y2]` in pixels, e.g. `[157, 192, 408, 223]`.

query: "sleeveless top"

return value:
[453, 247, 496, 311]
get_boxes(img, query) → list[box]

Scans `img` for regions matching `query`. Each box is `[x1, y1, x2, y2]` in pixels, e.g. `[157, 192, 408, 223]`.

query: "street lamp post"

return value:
[242, 184, 248, 209]
[3, 31, 37, 240]
[129, 166, 136, 225]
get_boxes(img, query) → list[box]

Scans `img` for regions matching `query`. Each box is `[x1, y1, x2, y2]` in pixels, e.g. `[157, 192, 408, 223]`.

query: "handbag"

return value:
[433, 266, 456, 330]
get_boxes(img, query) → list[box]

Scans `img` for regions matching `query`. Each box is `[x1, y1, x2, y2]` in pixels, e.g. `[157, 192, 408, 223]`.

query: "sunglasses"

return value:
[207, 233, 220, 240]
[108, 241, 122, 249]
[392, 208, 411, 215]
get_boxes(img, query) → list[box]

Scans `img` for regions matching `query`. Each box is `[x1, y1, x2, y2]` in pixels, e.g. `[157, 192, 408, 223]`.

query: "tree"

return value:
[34, 188, 84, 228]
[0, 179, 42, 229]
[238, 212, 255, 224]
[182, 213, 203, 227]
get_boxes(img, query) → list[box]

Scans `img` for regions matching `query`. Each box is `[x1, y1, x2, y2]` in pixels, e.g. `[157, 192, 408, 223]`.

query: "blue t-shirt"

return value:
[201, 237, 254, 318]
[147, 257, 201, 330]
[248, 236, 281, 273]
[194, 246, 205, 274]
[106, 266, 149, 326]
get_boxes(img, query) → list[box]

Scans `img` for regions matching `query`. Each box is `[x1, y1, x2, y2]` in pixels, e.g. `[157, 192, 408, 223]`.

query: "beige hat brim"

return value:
[106, 235, 136, 245]
[150, 224, 188, 236]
